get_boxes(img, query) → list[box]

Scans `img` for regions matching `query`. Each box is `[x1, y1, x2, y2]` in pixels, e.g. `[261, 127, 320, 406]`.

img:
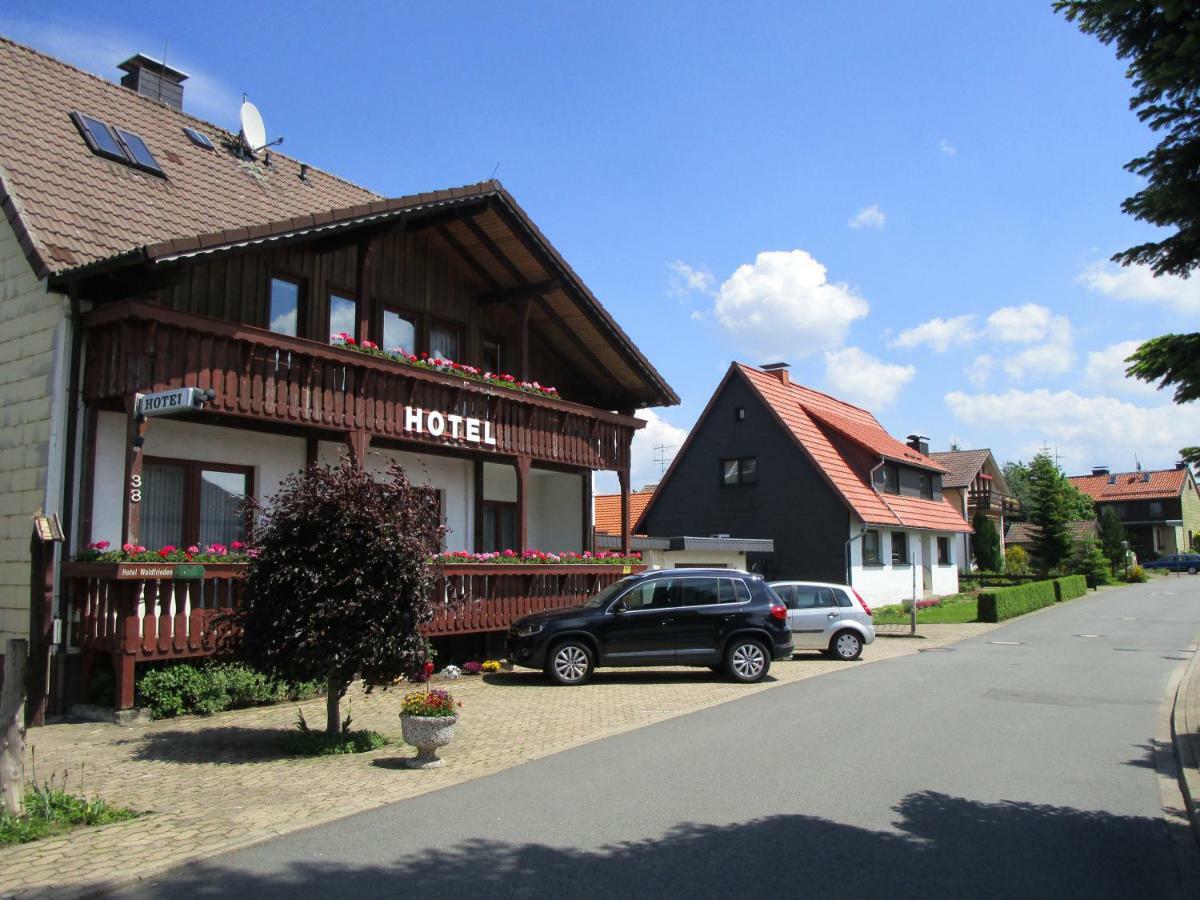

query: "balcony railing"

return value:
[63, 561, 644, 709]
[81, 302, 637, 472]
[967, 488, 1020, 516]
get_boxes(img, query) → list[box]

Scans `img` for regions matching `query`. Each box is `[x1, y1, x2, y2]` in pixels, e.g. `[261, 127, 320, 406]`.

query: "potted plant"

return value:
[399, 685, 459, 769]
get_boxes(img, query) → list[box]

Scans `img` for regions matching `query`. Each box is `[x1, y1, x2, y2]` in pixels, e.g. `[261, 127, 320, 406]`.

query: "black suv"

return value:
[506, 568, 794, 685]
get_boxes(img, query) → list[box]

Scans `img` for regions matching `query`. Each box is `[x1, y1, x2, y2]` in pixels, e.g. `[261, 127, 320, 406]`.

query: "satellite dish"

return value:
[239, 99, 267, 153]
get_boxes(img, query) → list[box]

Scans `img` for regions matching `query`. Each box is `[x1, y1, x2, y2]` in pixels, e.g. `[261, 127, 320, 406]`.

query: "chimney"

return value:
[906, 434, 929, 456]
[760, 362, 790, 385]
[1142, 471, 1152, 483]
[1177, 461, 1188, 470]
[118, 54, 189, 112]
[1092, 466, 1109, 477]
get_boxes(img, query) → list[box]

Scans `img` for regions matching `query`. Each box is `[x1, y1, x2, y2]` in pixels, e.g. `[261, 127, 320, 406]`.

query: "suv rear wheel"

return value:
[724, 637, 770, 683]
[545, 640, 595, 686]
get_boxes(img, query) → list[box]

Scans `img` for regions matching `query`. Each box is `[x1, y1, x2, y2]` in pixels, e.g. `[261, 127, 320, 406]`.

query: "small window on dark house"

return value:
[482, 338, 503, 374]
[920, 472, 933, 500]
[937, 536, 951, 566]
[878, 462, 900, 495]
[1148, 501, 1164, 518]
[863, 530, 881, 565]
[268, 278, 301, 337]
[430, 322, 461, 362]
[734, 407, 746, 422]
[329, 293, 357, 341]
[892, 532, 909, 565]
[383, 308, 416, 354]
[721, 458, 757, 486]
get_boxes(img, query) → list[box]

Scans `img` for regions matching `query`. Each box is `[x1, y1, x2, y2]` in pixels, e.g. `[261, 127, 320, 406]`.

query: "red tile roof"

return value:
[594, 491, 655, 535]
[1069, 468, 1192, 502]
[736, 364, 970, 533]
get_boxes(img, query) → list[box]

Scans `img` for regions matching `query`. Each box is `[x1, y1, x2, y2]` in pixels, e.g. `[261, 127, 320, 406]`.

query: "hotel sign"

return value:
[115, 563, 205, 580]
[135, 387, 211, 418]
[404, 406, 497, 446]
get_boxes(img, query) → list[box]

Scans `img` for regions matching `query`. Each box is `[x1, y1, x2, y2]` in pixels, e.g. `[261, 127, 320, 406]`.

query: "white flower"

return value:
[439, 665, 462, 680]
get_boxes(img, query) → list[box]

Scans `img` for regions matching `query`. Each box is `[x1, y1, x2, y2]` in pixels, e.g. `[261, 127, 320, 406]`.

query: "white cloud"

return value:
[594, 408, 691, 495]
[667, 260, 716, 298]
[1078, 261, 1200, 314]
[938, 139, 957, 157]
[983, 304, 1073, 379]
[1, 15, 242, 126]
[889, 314, 978, 353]
[1084, 340, 1159, 396]
[711, 250, 869, 360]
[848, 205, 886, 230]
[965, 354, 995, 388]
[824, 347, 915, 410]
[945, 388, 1200, 471]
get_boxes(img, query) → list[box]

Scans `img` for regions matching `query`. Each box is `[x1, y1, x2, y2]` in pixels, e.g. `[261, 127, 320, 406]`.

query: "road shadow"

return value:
[119, 789, 1193, 899]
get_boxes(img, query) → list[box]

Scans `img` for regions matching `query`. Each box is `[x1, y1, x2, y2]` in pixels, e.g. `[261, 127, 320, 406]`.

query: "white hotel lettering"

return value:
[404, 406, 496, 446]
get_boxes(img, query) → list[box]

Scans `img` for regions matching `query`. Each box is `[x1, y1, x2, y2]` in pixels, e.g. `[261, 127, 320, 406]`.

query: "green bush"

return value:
[136, 661, 323, 719]
[1, 781, 138, 845]
[977, 579, 1057, 622]
[1054, 574, 1088, 602]
[281, 729, 387, 756]
[1124, 565, 1148, 583]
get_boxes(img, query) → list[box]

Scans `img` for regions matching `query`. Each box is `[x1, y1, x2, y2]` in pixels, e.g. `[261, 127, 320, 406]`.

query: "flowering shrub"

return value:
[434, 550, 641, 565]
[439, 665, 462, 680]
[481, 660, 502, 673]
[400, 688, 459, 718]
[73, 540, 250, 564]
[461, 661, 483, 676]
[331, 333, 559, 399]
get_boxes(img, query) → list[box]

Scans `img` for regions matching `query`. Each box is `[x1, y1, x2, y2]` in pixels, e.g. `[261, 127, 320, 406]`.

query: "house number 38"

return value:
[129, 473, 142, 504]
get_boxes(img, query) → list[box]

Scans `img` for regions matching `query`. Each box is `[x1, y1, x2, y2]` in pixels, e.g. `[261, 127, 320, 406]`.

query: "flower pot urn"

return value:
[399, 714, 457, 768]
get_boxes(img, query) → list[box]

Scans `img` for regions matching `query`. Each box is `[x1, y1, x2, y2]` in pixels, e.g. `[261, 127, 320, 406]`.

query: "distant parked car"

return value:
[769, 581, 875, 660]
[506, 569, 794, 685]
[1144, 553, 1200, 574]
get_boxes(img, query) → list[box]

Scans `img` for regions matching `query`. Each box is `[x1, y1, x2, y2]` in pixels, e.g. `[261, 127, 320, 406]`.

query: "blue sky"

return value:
[5, 2, 1197, 492]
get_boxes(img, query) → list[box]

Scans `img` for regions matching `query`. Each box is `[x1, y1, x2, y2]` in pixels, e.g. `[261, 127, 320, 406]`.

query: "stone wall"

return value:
[0, 215, 68, 647]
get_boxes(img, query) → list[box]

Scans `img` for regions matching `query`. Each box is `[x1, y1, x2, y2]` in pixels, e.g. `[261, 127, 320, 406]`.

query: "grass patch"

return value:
[0, 783, 138, 845]
[281, 729, 388, 756]
[872, 593, 981, 625]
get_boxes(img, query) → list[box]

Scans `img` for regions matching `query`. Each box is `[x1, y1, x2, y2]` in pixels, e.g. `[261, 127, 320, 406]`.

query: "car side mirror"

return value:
[612, 599, 627, 614]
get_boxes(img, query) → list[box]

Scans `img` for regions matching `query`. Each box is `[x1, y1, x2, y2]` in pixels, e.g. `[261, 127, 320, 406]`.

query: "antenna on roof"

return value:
[238, 96, 283, 159]
[653, 443, 677, 476]
[490, 161, 500, 180]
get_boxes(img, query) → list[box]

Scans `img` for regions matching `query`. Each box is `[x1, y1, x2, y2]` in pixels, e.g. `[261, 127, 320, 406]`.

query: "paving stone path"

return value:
[1, 623, 996, 898]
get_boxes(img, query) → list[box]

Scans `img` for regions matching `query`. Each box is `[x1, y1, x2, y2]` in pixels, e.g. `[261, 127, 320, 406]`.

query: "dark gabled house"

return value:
[637, 362, 971, 607]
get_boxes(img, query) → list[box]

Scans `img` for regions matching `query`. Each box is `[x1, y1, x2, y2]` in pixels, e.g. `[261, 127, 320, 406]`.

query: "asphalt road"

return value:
[122, 577, 1200, 899]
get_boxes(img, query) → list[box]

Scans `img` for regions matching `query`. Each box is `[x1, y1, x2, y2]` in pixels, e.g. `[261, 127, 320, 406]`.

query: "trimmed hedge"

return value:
[977, 580, 1057, 623]
[1053, 575, 1087, 602]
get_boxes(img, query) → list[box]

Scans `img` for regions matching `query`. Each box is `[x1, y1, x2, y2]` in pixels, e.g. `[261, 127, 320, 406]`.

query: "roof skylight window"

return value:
[114, 127, 163, 174]
[70, 111, 165, 177]
[183, 127, 214, 150]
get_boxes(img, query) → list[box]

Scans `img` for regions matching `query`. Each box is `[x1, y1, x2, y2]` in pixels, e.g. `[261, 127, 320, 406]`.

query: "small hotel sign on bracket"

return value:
[403, 406, 497, 446]
[135, 387, 213, 419]
[115, 563, 205, 580]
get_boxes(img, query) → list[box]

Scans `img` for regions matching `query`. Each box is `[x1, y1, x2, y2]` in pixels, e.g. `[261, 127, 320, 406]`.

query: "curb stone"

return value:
[1171, 638, 1200, 848]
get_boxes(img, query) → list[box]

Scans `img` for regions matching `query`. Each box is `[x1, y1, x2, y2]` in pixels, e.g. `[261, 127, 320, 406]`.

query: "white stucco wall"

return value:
[641, 549, 747, 570]
[847, 521, 960, 607]
[0, 217, 70, 647]
[529, 469, 583, 552]
[91, 413, 308, 548]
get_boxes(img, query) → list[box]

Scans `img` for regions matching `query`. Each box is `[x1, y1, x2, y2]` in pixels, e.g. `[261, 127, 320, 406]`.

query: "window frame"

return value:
[327, 287, 359, 343]
[863, 529, 882, 566]
[429, 318, 464, 363]
[70, 111, 132, 165]
[113, 127, 164, 176]
[480, 500, 517, 552]
[267, 273, 306, 338]
[891, 531, 910, 566]
[140, 456, 255, 549]
[878, 462, 900, 495]
[937, 536, 951, 566]
[481, 335, 504, 374]
[720, 457, 758, 488]
[378, 302, 421, 355]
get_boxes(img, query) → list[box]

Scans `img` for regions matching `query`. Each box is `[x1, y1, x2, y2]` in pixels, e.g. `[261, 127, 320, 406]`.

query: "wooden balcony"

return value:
[967, 488, 1020, 517]
[63, 561, 644, 709]
[81, 302, 638, 472]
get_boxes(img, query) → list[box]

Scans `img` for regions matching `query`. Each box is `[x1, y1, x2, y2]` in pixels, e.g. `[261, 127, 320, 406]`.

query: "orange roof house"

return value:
[637, 363, 969, 600]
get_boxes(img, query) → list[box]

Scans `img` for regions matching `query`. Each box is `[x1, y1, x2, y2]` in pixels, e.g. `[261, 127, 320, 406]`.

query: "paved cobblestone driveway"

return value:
[2, 624, 996, 897]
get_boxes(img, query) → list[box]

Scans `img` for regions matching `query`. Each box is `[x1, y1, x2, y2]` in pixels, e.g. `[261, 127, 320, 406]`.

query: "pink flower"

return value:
[361, 339, 378, 350]
[136, 545, 146, 554]
[187, 545, 200, 555]
[231, 540, 244, 551]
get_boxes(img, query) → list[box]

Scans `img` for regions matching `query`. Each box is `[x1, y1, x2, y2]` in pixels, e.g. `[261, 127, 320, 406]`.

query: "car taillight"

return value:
[852, 589, 872, 617]
[770, 603, 787, 621]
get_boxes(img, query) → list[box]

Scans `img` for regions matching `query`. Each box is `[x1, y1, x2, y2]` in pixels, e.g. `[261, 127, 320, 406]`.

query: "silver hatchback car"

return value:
[768, 581, 875, 660]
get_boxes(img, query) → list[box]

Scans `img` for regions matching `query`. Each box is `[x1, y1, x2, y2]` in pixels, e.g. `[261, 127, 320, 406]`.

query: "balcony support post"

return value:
[518, 298, 532, 381]
[582, 470, 593, 554]
[619, 466, 631, 555]
[515, 455, 530, 553]
[345, 430, 370, 467]
[473, 459, 485, 551]
[121, 395, 149, 547]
